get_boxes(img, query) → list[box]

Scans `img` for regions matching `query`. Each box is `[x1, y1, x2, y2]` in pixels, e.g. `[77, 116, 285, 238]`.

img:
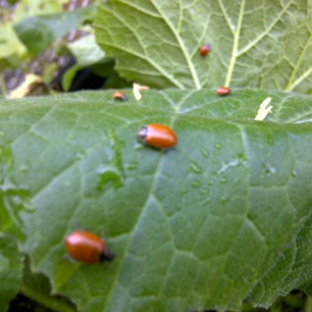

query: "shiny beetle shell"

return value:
[199, 44, 211, 56]
[65, 230, 114, 264]
[113, 91, 127, 101]
[216, 86, 231, 96]
[138, 124, 177, 149]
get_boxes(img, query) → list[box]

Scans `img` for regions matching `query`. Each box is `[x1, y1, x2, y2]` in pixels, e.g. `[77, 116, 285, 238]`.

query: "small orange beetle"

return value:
[199, 44, 211, 56]
[65, 230, 115, 264]
[138, 124, 177, 149]
[216, 87, 231, 96]
[113, 91, 127, 101]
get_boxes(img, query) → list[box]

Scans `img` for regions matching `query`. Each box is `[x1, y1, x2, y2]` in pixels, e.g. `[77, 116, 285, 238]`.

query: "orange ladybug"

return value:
[65, 230, 115, 264]
[138, 124, 177, 149]
[113, 91, 127, 101]
[199, 44, 211, 56]
[216, 86, 231, 96]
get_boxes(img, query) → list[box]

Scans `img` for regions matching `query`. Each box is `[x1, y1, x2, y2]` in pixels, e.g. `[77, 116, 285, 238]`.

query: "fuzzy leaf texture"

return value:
[0, 89, 312, 312]
[95, 0, 312, 92]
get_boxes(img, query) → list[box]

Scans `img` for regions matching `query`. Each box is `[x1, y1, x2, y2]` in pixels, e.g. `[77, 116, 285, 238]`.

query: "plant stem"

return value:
[304, 294, 312, 312]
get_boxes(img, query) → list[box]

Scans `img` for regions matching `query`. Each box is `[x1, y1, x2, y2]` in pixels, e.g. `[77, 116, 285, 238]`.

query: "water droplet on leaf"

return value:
[96, 164, 123, 190]
[201, 149, 209, 158]
[190, 162, 203, 174]
[191, 180, 202, 188]
[125, 162, 138, 170]
[292, 170, 297, 177]
[220, 177, 227, 184]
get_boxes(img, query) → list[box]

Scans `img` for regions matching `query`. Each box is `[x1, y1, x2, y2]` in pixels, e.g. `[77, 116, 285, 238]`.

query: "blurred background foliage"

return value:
[0, 0, 131, 99]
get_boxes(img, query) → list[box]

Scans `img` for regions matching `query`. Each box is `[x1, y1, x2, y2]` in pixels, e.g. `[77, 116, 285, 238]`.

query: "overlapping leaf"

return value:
[95, 0, 312, 93]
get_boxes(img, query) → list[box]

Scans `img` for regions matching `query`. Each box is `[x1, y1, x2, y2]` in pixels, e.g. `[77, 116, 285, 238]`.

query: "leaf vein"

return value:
[236, 0, 294, 57]
[149, 0, 201, 89]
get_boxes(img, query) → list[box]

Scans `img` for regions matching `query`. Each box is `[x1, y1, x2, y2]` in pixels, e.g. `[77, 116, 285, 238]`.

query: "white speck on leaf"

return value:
[254, 97, 273, 121]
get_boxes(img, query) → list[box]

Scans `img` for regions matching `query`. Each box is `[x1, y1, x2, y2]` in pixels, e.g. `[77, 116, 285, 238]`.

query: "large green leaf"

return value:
[95, 0, 312, 93]
[0, 89, 312, 311]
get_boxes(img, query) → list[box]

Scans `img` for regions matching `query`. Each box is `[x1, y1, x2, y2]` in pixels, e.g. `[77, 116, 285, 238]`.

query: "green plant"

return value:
[1, 1, 312, 311]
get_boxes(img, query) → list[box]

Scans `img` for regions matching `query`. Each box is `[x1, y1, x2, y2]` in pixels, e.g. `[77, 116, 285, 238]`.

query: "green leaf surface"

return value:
[13, 6, 95, 56]
[95, 0, 312, 93]
[0, 89, 312, 311]
[0, 235, 23, 312]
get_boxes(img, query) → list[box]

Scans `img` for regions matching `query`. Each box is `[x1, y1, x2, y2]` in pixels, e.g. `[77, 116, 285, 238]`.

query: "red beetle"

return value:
[216, 86, 231, 96]
[138, 124, 177, 149]
[65, 230, 115, 264]
[113, 91, 127, 101]
[199, 44, 211, 56]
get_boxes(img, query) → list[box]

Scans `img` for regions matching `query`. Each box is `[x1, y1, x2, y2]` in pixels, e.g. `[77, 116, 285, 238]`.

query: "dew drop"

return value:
[75, 152, 85, 160]
[24, 200, 35, 211]
[262, 161, 276, 175]
[134, 143, 143, 150]
[237, 153, 247, 161]
[201, 149, 209, 158]
[220, 177, 227, 184]
[19, 164, 28, 172]
[190, 162, 203, 174]
[202, 197, 211, 205]
[125, 162, 138, 170]
[68, 133, 76, 140]
[264, 165, 276, 174]
[96, 164, 123, 189]
[220, 196, 228, 203]
[191, 180, 202, 188]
